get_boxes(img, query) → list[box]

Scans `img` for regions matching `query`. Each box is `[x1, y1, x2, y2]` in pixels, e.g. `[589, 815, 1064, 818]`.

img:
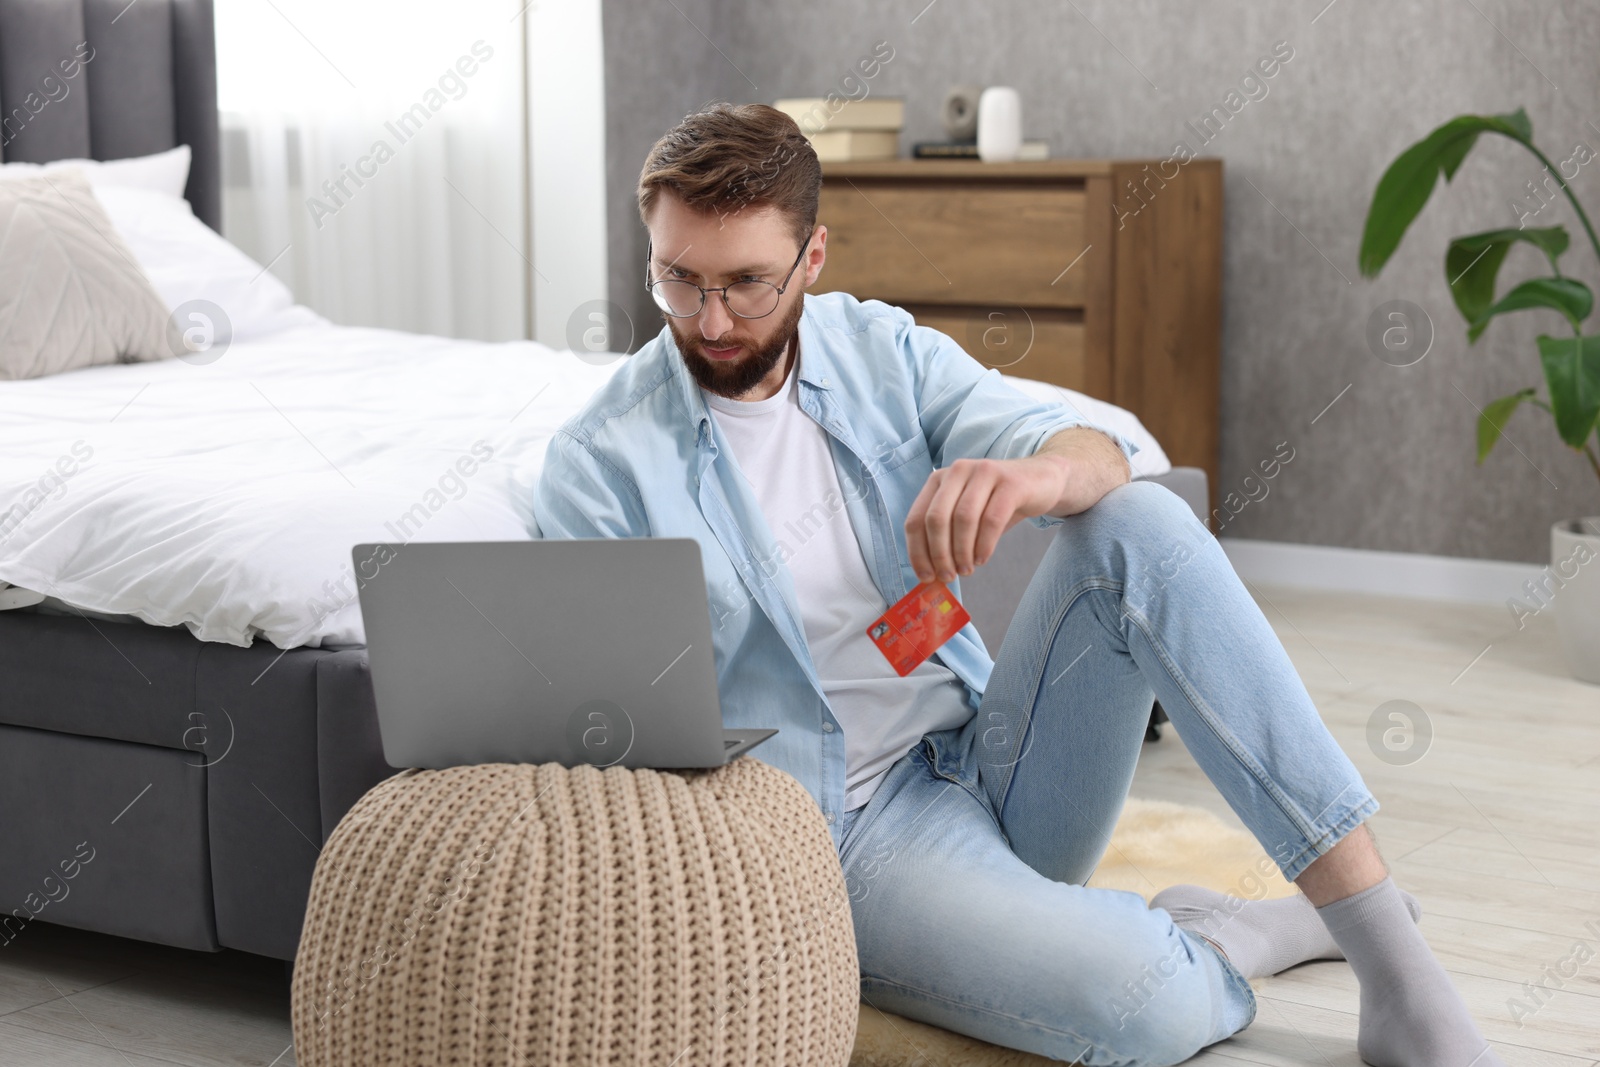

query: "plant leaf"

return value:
[1476, 388, 1537, 463]
[1467, 277, 1593, 342]
[1359, 109, 1534, 277]
[1536, 333, 1600, 448]
[1500, 108, 1534, 141]
[1445, 226, 1569, 324]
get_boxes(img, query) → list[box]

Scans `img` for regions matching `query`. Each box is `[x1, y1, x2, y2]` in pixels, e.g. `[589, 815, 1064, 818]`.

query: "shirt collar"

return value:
[794, 302, 833, 392]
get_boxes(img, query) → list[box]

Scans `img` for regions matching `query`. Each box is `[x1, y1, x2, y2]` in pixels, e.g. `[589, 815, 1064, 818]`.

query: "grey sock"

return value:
[1150, 883, 1421, 980]
[1317, 876, 1504, 1067]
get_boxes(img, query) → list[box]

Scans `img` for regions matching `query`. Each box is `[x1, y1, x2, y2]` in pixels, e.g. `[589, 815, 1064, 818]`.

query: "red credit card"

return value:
[866, 580, 971, 677]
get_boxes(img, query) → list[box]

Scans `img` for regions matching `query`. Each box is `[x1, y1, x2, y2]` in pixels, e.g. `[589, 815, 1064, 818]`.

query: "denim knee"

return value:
[1042, 480, 1208, 602]
[1082, 479, 1203, 541]
[1060, 914, 1238, 1066]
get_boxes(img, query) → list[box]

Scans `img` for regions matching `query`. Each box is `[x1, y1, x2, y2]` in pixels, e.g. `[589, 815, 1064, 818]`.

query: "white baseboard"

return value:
[1218, 537, 1544, 606]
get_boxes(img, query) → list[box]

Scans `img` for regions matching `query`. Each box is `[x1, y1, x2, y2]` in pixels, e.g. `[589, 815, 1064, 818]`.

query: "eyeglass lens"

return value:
[651, 279, 780, 319]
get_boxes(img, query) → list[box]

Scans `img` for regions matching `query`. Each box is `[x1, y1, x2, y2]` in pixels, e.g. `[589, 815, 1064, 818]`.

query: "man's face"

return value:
[646, 191, 825, 400]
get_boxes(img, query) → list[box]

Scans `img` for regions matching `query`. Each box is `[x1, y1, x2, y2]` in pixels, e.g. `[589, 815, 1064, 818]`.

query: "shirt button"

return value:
[826, 811, 836, 824]
[823, 722, 835, 733]
[821, 377, 829, 386]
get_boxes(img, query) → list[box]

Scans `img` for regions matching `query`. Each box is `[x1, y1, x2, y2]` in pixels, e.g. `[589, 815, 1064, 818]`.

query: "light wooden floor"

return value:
[1132, 582, 1600, 1066]
[0, 584, 1594, 1066]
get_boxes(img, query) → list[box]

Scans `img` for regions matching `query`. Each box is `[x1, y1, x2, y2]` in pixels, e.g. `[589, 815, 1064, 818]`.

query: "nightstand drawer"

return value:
[902, 304, 1094, 393]
[818, 183, 1088, 307]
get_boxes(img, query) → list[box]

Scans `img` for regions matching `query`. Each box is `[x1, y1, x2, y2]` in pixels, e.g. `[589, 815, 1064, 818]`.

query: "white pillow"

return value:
[0, 170, 180, 380]
[0, 144, 191, 199]
[999, 373, 1172, 478]
[92, 184, 323, 341]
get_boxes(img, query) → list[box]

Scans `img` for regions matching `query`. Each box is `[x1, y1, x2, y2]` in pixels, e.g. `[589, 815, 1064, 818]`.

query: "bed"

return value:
[0, 0, 1211, 962]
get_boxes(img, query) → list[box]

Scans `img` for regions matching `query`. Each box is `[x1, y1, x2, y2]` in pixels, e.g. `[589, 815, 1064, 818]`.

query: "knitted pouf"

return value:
[291, 757, 859, 1066]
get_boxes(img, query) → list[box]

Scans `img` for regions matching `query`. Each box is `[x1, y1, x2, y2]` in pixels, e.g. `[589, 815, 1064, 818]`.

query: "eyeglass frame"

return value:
[644, 232, 812, 319]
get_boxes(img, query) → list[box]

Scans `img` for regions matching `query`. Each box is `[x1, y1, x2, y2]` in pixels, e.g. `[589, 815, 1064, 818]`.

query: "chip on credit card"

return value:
[866, 580, 971, 677]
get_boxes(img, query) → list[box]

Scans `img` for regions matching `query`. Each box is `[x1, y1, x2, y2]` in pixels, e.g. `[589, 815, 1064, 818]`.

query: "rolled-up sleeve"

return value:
[532, 428, 650, 540]
[899, 309, 1141, 527]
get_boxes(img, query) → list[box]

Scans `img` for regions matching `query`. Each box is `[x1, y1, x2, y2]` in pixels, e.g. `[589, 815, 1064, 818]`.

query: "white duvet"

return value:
[0, 320, 1169, 650]
[0, 321, 625, 647]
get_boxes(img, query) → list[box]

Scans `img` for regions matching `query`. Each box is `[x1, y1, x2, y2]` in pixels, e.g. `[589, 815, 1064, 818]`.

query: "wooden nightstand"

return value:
[817, 159, 1222, 519]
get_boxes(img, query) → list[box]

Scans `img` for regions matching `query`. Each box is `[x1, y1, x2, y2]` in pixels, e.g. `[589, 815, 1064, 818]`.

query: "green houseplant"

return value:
[1359, 108, 1599, 684]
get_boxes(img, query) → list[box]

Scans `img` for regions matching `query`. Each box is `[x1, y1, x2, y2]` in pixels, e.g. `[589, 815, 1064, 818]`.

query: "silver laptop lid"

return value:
[353, 538, 729, 770]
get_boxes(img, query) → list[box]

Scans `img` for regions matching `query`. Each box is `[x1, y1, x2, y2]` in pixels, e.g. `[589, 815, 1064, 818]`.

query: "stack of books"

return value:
[911, 139, 1050, 161]
[773, 97, 904, 162]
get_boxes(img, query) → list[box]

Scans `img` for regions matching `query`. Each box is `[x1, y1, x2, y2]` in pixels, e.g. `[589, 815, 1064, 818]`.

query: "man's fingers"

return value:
[972, 489, 1022, 569]
[919, 461, 990, 581]
[917, 468, 964, 581]
[945, 463, 1001, 575]
[904, 468, 944, 582]
[907, 456, 1064, 582]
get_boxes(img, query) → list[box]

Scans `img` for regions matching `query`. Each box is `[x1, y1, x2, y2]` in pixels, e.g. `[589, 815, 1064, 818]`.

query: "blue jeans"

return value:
[837, 480, 1379, 1067]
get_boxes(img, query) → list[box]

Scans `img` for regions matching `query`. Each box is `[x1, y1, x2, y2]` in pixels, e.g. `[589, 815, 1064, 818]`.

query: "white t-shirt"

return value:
[702, 343, 973, 811]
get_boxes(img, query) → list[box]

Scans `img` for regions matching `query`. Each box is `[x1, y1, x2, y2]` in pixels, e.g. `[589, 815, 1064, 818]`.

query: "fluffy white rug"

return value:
[848, 796, 1300, 1067]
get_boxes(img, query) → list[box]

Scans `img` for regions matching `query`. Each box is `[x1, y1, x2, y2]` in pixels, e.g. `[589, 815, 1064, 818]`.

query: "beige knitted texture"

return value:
[291, 757, 859, 1066]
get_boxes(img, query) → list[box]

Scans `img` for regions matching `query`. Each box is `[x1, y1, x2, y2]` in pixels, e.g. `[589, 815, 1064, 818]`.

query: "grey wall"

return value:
[603, 0, 743, 355]
[602, 0, 1600, 564]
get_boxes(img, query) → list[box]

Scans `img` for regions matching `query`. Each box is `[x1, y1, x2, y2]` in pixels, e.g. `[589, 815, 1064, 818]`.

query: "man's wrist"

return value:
[1032, 450, 1074, 478]
[1031, 450, 1074, 495]
[1029, 427, 1130, 517]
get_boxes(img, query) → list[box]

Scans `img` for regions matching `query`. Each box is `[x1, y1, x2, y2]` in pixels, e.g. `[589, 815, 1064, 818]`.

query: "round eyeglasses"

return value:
[645, 235, 810, 320]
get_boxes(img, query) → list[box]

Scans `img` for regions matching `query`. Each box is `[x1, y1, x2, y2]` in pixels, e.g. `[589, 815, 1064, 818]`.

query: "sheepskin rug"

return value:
[848, 796, 1300, 1066]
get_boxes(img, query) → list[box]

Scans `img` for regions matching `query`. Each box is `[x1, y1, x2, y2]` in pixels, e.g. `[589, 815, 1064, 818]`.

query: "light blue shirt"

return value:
[533, 291, 1140, 848]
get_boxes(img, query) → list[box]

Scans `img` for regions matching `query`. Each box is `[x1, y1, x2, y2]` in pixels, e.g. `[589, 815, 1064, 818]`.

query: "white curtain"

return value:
[215, 0, 529, 341]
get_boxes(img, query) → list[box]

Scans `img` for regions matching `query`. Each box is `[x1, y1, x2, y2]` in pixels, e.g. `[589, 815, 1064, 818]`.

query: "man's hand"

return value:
[905, 454, 1070, 583]
[904, 427, 1132, 583]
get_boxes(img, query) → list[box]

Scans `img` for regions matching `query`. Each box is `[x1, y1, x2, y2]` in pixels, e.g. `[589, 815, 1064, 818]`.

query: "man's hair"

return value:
[637, 102, 822, 251]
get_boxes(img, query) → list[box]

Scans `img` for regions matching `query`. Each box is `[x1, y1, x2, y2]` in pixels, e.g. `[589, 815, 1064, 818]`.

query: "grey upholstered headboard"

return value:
[0, 0, 220, 231]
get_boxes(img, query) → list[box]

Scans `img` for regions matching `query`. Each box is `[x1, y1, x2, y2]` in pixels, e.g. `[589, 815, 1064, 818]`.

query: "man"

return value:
[534, 103, 1502, 1066]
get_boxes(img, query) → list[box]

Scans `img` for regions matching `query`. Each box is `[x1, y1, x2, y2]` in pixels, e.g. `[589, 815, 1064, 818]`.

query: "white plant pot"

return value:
[1550, 516, 1600, 685]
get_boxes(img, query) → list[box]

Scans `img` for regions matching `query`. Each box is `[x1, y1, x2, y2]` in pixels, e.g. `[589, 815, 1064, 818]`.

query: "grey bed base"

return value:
[0, 467, 1208, 961]
[0, 627, 386, 959]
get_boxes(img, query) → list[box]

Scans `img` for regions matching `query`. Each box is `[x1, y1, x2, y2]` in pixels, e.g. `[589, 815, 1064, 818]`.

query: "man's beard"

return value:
[668, 294, 804, 399]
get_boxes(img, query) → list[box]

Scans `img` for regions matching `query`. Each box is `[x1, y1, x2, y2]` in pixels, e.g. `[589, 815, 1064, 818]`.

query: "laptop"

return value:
[352, 537, 778, 770]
